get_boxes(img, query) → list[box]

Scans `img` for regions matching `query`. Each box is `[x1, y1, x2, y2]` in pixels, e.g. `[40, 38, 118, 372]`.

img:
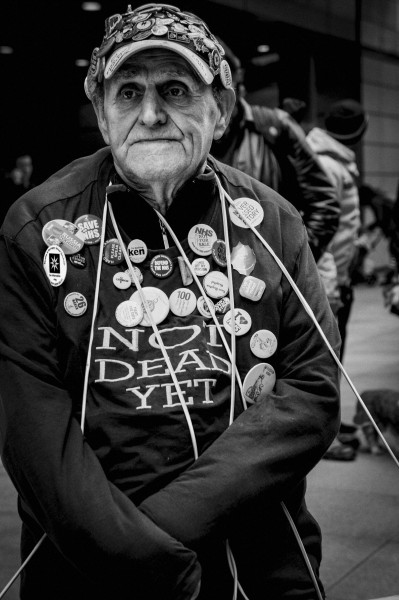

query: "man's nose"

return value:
[139, 88, 167, 127]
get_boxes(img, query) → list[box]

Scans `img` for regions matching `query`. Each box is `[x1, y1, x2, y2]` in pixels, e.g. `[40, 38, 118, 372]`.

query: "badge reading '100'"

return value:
[188, 224, 217, 256]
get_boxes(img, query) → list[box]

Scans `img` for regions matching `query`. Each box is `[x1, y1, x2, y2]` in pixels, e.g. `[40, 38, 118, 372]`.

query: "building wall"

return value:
[361, 0, 399, 199]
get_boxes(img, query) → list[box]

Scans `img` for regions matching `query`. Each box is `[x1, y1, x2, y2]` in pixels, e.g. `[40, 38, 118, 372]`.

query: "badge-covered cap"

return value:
[250, 329, 277, 359]
[188, 224, 217, 257]
[169, 288, 197, 317]
[243, 363, 276, 404]
[130, 286, 170, 326]
[64, 292, 88, 317]
[128, 239, 148, 264]
[43, 245, 67, 287]
[42, 220, 85, 255]
[223, 308, 252, 336]
[203, 270, 229, 299]
[85, 4, 235, 102]
[229, 197, 264, 229]
[74, 214, 102, 245]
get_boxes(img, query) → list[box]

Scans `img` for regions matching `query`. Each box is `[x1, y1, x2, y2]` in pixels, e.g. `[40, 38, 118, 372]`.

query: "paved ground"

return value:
[1, 283, 398, 599]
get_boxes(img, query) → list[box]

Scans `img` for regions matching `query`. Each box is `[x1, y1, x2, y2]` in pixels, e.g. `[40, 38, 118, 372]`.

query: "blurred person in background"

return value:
[0, 153, 35, 225]
[211, 43, 339, 263]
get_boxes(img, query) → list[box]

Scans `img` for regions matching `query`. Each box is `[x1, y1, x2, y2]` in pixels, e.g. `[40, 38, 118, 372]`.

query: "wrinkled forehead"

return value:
[110, 49, 203, 83]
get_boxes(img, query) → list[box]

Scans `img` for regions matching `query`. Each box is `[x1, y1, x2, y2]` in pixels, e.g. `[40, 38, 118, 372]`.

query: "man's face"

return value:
[97, 50, 230, 187]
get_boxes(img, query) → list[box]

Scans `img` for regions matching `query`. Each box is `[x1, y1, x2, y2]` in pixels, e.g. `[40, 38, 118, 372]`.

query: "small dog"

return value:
[353, 389, 399, 456]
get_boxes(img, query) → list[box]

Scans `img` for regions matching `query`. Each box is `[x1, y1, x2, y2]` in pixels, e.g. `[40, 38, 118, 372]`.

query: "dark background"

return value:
[1, 0, 360, 182]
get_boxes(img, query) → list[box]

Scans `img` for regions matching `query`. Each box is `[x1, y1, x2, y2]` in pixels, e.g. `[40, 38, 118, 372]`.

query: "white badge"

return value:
[115, 300, 143, 326]
[128, 239, 148, 264]
[223, 308, 252, 336]
[250, 330, 277, 358]
[192, 257, 210, 277]
[239, 275, 266, 301]
[43, 245, 67, 287]
[188, 224, 217, 256]
[243, 363, 276, 404]
[229, 197, 264, 229]
[203, 270, 229, 299]
[169, 288, 197, 317]
[130, 287, 170, 326]
[197, 295, 214, 319]
[113, 272, 132, 290]
[64, 292, 88, 317]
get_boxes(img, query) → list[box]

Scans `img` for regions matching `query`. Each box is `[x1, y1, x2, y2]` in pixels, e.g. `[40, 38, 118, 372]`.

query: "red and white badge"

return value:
[43, 245, 67, 287]
[169, 288, 197, 317]
[250, 330, 277, 359]
[64, 292, 88, 317]
[74, 214, 102, 245]
[243, 363, 276, 404]
[130, 287, 170, 326]
[203, 271, 229, 299]
[223, 308, 252, 336]
[42, 220, 84, 255]
[115, 300, 143, 326]
[188, 224, 217, 256]
[229, 197, 264, 229]
[128, 239, 148, 264]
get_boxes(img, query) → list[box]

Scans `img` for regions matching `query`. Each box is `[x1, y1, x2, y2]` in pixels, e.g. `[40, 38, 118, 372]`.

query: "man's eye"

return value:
[164, 86, 186, 98]
[120, 88, 139, 100]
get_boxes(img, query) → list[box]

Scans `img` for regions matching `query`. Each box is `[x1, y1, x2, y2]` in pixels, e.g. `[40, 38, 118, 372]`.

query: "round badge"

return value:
[169, 288, 197, 317]
[197, 295, 214, 319]
[103, 238, 124, 265]
[223, 308, 252, 336]
[229, 198, 264, 229]
[243, 363, 276, 404]
[239, 276, 266, 302]
[151, 24, 168, 35]
[156, 17, 174, 25]
[43, 245, 67, 287]
[64, 292, 88, 317]
[130, 287, 170, 327]
[203, 271, 229, 299]
[136, 18, 154, 30]
[192, 257, 210, 277]
[128, 239, 148, 264]
[74, 214, 102, 245]
[125, 266, 143, 286]
[132, 29, 153, 41]
[250, 330, 278, 359]
[42, 220, 84, 255]
[115, 300, 143, 327]
[188, 224, 217, 256]
[69, 253, 86, 269]
[214, 297, 230, 314]
[113, 271, 132, 290]
[150, 254, 174, 278]
[212, 240, 227, 267]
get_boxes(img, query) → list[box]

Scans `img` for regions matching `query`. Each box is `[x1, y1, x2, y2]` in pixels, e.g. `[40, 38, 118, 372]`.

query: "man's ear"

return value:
[213, 88, 236, 141]
[92, 100, 110, 146]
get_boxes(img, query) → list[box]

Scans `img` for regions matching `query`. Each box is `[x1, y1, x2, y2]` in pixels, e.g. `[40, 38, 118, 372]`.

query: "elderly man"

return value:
[0, 4, 340, 600]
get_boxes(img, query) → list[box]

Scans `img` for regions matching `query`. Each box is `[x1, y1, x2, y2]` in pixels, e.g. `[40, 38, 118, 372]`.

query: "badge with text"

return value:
[64, 292, 88, 317]
[103, 238, 124, 265]
[192, 257, 210, 277]
[69, 253, 86, 269]
[169, 288, 197, 317]
[150, 254, 174, 278]
[74, 214, 102, 245]
[197, 295, 214, 319]
[239, 275, 266, 301]
[43, 245, 67, 287]
[203, 270, 229, 299]
[42, 220, 84, 255]
[212, 239, 227, 267]
[115, 300, 143, 326]
[113, 271, 132, 290]
[125, 266, 143, 286]
[250, 330, 277, 359]
[229, 197, 264, 229]
[243, 363, 276, 404]
[223, 308, 252, 336]
[128, 239, 148, 264]
[130, 287, 170, 326]
[188, 224, 217, 256]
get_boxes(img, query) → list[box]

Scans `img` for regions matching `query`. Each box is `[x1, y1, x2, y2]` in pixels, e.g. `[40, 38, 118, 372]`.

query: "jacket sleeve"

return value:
[0, 234, 200, 600]
[139, 226, 341, 547]
[275, 109, 340, 261]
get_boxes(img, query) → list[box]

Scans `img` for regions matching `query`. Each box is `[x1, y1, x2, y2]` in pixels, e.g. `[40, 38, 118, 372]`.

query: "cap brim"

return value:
[104, 39, 214, 85]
